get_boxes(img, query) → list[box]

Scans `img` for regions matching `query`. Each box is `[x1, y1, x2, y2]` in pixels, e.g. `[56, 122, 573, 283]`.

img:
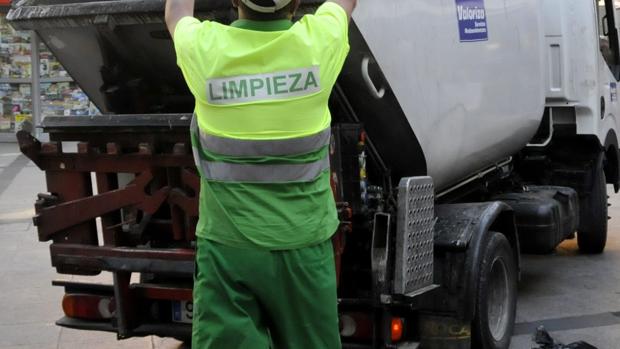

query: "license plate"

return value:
[172, 300, 193, 324]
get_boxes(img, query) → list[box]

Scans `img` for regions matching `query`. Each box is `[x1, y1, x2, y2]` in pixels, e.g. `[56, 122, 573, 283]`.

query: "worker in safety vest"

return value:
[165, 0, 356, 347]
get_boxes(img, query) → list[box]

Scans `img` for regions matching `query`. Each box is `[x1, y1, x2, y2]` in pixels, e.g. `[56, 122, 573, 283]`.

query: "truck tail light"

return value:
[62, 294, 115, 320]
[391, 317, 404, 342]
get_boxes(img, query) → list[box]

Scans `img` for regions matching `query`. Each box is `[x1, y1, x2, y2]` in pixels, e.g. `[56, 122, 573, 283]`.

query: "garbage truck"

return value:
[8, 0, 620, 348]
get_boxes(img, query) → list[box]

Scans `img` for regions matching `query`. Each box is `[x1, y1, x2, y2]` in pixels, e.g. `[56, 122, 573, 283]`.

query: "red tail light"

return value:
[391, 317, 404, 342]
[62, 294, 115, 320]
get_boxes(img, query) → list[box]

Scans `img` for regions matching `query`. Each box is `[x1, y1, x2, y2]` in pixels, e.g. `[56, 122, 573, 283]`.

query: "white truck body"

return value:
[353, 0, 620, 191]
[353, 0, 546, 190]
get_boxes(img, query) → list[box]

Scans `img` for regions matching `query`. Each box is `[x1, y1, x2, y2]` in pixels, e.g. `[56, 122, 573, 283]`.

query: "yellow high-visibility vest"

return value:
[174, 2, 350, 249]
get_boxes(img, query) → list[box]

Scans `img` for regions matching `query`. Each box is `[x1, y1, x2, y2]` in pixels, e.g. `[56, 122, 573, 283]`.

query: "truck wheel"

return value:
[472, 232, 517, 349]
[577, 162, 608, 254]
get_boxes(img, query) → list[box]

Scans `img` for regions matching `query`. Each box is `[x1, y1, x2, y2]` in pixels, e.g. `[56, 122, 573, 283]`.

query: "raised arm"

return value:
[165, 0, 195, 37]
[327, 0, 357, 21]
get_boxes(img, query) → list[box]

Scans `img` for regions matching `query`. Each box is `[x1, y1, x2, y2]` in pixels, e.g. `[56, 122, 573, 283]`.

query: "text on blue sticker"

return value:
[455, 0, 488, 42]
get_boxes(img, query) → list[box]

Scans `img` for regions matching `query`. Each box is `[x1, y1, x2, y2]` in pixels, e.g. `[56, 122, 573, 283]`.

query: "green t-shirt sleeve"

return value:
[174, 16, 210, 99]
[308, 2, 350, 86]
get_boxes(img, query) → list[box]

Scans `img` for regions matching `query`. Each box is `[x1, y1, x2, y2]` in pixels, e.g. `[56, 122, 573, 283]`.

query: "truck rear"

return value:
[8, 0, 620, 348]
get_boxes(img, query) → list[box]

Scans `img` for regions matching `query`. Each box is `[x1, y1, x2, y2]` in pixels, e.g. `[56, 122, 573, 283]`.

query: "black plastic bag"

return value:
[532, 326, 598, 349]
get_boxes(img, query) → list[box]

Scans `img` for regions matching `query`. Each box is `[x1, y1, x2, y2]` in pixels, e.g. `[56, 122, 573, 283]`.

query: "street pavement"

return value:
[0, 141, 619, 348]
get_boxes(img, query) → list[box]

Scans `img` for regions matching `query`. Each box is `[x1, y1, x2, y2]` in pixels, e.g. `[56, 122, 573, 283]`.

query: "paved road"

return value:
[0, 142, 619, 348]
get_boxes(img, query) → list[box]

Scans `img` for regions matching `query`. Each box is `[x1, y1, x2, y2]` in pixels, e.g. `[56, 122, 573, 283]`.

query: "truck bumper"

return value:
[56, 316, 191, 341]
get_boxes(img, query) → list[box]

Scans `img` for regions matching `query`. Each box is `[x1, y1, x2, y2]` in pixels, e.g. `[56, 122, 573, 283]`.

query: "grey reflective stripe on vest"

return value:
[191, 114, 330, 183]
[190, 115, 204, 172]
[199, 127, 331, 157]
[199, 156, 330, 183]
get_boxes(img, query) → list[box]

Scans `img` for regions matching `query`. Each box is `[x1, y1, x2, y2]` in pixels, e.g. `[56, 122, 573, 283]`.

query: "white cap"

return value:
[240, 0, 293, 13]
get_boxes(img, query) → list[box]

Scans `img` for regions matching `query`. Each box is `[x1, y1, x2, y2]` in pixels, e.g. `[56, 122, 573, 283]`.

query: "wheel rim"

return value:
[487, 256, 510, 341]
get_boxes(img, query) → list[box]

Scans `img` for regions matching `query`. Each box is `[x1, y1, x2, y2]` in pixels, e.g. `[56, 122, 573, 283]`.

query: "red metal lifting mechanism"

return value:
[17, 115, 201, 337]
[18, 114, 199, 271]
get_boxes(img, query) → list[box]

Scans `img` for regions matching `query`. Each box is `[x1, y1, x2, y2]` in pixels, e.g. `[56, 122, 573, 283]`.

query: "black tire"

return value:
[577, 161, 608, 254]
[472, 232, 518, 349]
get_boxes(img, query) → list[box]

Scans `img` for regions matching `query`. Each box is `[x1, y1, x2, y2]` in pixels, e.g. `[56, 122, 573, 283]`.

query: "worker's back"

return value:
[174, 2, 350, 249]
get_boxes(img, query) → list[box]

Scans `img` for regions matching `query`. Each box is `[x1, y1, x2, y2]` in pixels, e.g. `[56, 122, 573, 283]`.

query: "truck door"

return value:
[598, 0, 620, 78]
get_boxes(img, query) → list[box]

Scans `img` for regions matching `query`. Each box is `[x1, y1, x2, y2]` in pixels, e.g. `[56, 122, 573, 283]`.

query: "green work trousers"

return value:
[192, 238, 341, 349]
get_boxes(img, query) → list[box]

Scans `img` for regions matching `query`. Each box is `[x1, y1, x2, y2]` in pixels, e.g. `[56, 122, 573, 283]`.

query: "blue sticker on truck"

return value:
[611, 82, 617, 102]
[455, 0, 489, 42]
